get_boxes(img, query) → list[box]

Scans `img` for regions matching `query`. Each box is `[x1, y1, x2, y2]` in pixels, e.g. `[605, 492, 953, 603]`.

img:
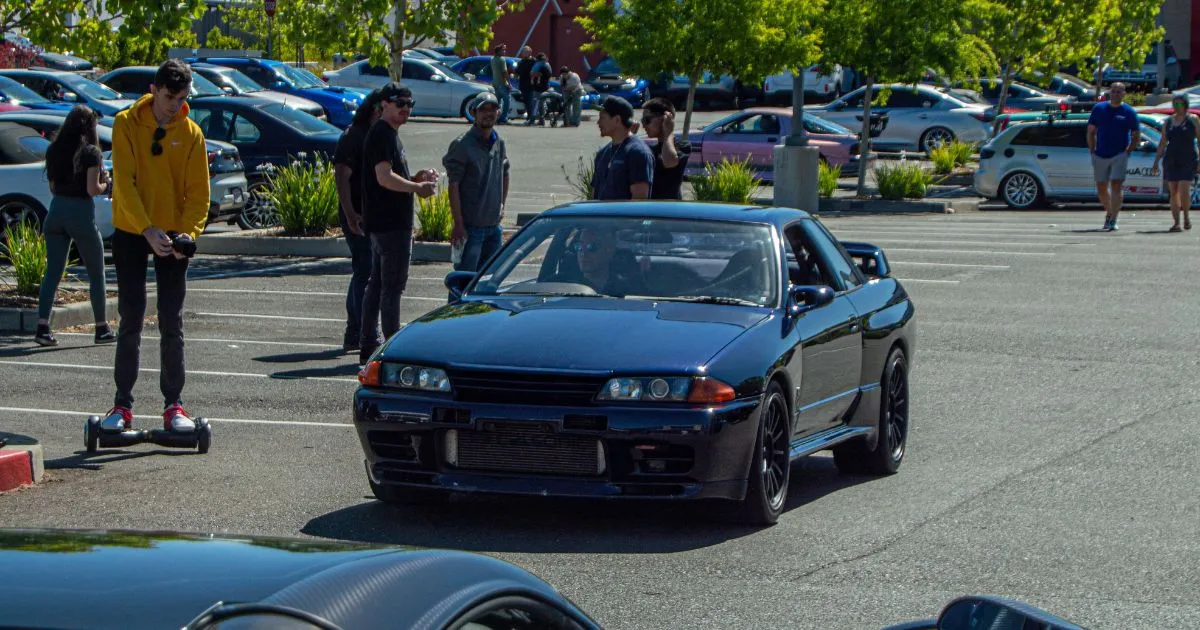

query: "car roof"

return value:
[541, 201, 811, 225]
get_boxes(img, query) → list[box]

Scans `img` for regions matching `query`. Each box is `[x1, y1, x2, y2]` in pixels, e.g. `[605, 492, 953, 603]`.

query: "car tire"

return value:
[0, 195, 47, 235]
[833, 347, 909, 475]
[999, 171, 1044, 209]
[236, 180, 280, 230]
[919, 126, 955, 152]
[369, 477, 449, 506]
[729, 380, 791, 526]
[461, 94, 485, 121]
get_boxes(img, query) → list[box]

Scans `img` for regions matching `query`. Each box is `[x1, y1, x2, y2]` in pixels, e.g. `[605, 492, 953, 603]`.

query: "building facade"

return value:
[489, 0, 604, 75]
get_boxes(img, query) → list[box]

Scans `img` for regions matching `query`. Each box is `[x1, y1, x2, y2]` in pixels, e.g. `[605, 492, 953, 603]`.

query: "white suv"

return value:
[974, 118, 1190, 208]
[763, 65, 844, 104]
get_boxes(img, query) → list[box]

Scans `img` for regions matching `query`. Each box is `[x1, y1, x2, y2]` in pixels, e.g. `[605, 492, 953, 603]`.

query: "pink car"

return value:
[680, 107, 860, 181]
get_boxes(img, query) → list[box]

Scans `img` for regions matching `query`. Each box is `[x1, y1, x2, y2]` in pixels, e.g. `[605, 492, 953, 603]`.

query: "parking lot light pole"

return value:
[774, 69, 821, 212]
[1155, 11, 1166, 95]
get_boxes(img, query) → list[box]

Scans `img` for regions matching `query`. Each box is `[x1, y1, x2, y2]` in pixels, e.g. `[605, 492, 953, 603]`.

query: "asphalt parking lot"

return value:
[3, 208, 1199, 629]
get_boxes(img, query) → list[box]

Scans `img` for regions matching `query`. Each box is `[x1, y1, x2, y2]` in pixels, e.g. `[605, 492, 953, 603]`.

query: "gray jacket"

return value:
[442, 127, 510, 227]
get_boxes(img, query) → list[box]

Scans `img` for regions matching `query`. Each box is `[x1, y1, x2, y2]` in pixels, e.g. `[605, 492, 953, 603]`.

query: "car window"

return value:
[803, 115, 854, 135]
[784, 221, 861, 291]
[60, 74, 122, 101]
[402, 61, 435, 81]
[17, 135, 50, 159]
[0, 76, 51, 105]
[190, 108, 234, 141]
[257, 102, 340, 134]
[360, 62, 389, 77]
[724, 114, 781, 135]
[461, 59, 488, 76]
[842, 88, 874, 109]
[232, 115, 261, 143]
[101, 72, 144, 96]
[1013, 124, 1088, 148]
[240, 65, 280, 89]
[886, 89, 933, 108]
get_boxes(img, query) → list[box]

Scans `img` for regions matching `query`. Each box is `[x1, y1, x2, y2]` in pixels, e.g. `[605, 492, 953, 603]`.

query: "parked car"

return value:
[949, 78, 1068, 111]
[584, 56, 651, 107]
[0, 69, 134, 117]
[323, 56, 494, 120]
[34, 51, 96, 78]
[98, 65, 229, 100]
[356, 201, 915, 525]
[407, 46, 460, 64]
[0, 121, 113, 239]
[762, 65, 845, 105]
[668, 108, 861, 180]
[974, 117, 1179, 209]
[187, 62, 327, 121]
[1018, 71, 1099, 101]
[993, 109, 1166, 135]
[811, 83, 993, 152]
[450, 55, 603, 115]
[184, 96, 343, 228]
[649, 71, 756, 109]
[0, 75, 71, 111]
[185, 55, 364, 127]
[1102, 42, 1181, 90]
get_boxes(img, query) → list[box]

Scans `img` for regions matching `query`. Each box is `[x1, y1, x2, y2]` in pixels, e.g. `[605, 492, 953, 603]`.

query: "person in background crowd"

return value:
[640, 97, 690, 200]
[443, 93, 510, 282]
[333, 88, 383, 353]
[527, 53, 552, 125]
[559, 65, 583, 127]
[516, 46, 536, 124]
[590, 96, 654, 200]
[489, 43, 512, 124]
[1151, 93, 1200, 232]
[1087, 82, 1140, 231]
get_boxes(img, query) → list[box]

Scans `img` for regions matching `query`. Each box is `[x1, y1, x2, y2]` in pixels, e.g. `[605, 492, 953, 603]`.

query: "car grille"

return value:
[448, 369, 606, 406]
[452, 422, 603, 476]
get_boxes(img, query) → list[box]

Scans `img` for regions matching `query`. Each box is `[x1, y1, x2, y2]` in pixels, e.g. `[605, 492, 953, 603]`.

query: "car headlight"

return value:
[623, 77, 635, 87]
[359, 361, 451, 392]
[596, 376, 735, 403]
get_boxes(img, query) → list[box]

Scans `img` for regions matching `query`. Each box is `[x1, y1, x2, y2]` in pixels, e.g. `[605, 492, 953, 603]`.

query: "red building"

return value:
[490, 0, 605, 75]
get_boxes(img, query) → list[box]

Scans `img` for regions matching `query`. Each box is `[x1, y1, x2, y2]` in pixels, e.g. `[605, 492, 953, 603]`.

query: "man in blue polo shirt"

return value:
[1087, 82, 1141, 231]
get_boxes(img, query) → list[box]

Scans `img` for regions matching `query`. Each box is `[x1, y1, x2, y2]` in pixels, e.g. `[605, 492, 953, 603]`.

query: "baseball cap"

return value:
[601, 96, 635, 126]
[378, 81, 413, 103]
[469, 92, 501, 114]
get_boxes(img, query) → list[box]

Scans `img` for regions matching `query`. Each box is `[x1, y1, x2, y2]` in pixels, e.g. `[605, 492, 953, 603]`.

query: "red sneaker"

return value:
[101, 406, 132, 431]
[163, 403, 196, 432]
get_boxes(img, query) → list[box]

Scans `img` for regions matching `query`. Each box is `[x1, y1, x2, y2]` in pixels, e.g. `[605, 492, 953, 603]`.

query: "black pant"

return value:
[112, 229, 189, 409]
[360, 230, 413, 350]
[343, 231, 374, 345]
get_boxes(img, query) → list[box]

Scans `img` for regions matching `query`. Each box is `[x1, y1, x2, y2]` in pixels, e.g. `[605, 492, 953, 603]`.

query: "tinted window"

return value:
[240, 65, 279, 88]
[725, 114, 781, 135]
[796, 220, 863, 290]
[190, 108, 234, 141]
[886, 89, 931, 108]
[102, 72, 145, 96]
[360, 62, 389, 77]
[1012, 124, 1087, 148]
[401, 61, 435, 81]
[0, 76, 51, 104]
[232, 115, 261, 143]
[461, 59, 488, 76]
[258, 102, 339, 134]
[842, 87, 876, 108]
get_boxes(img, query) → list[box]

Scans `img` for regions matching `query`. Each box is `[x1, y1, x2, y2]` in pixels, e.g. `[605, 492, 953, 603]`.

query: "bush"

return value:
[929, 145, 956, 174]
[875, 161, 935, 200]
[818, 160, 841, 198]
[1, 221, 49, 296]
[262, 155, 339, 235]
[561, 155, 595, 201]
[416, 179, 453, 242]
[949, 139, 976, 167]
[691, 157, 762, 203]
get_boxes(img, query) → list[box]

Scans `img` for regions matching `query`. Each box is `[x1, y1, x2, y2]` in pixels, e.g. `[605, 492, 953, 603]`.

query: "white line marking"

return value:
[881, 248, 1054, 256]
[189, 259, 346, 280]
[858, 238, 1090, 248]
[897, 278, 960, 284]
[890, 261, 1010, 269]
[187, 288, 444, 301]
[193, 312, 344, 323]
[54, 333, 335, 349]
[0, 406, 349, 428]
[0, 360, 358, 384]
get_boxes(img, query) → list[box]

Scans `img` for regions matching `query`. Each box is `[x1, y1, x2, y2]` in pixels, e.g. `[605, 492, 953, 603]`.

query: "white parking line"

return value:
[834, 229, 1098, 240]
[881, 248, 1054, 256]
[889, 261, 1010, 269]
[897, 278, 960, 284]
[859, 238, 1091, 248]
[188, 288, 444, 301]
[0, 406, 349, 428]
[0, 360, 358, 384]
[54, 333, 335, 349]
[189, 259, 347, 280]
[192, 312, 345, 323]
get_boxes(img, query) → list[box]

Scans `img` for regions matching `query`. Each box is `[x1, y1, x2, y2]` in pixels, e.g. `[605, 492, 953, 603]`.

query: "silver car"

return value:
[974, 118, 1186, 209]
[322, 56, 493, 119]
[811, 83, 993, 152]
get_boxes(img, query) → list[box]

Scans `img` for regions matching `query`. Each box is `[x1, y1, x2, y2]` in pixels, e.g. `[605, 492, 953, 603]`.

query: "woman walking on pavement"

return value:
[1151, 94, 1200, 232]
[34, 104, 114, 346]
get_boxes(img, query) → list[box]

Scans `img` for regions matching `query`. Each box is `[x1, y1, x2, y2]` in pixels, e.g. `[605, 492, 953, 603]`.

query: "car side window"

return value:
[362, 63, 389, 77]
[402, 61, 434, 81]
[783, 225, 838, 289]
[885, 90, 927, 108]
[231, 115, 261, 143]
[240, 65, 274, 87]
[1010, 126, 1045, 146]
[192, 108, 234, 141]
[797, 220, 864, 291]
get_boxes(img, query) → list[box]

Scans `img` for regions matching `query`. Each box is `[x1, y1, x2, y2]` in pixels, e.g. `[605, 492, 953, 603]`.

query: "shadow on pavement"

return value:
[301, 456, 874, 553]
[45, 448, 196, 471]
[0, 343, 97, 358]
[254, 348, 348, 363]
[271, 364, 361, 379]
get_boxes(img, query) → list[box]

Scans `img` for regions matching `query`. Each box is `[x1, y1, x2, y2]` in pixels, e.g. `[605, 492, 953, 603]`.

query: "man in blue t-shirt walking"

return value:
[1087, 82, 1141, 231]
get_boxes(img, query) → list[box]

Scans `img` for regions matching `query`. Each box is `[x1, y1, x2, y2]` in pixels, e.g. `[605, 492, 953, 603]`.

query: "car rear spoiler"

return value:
[840, 241, 891, 278]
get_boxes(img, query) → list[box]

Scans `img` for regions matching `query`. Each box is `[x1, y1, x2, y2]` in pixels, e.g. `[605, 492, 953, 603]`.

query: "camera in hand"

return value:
[167, 231, 197, 258]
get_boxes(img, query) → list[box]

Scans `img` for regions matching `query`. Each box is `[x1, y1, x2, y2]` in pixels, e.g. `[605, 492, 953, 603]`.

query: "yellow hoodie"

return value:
[111, 94, 210, 239]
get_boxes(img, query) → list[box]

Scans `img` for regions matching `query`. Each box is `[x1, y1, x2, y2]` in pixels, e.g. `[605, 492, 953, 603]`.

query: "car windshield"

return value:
[470, 216, 779, 306]
[277, 65, 323, 89]
[430, 61, 468, 81]
[257, 102, 339, 134]
[60, 74, 122, 100]
[0, 77, 50, 104]
[803, 115, 853, 135]
[189, 72, 225, 98]
[217, 68, 264, 93]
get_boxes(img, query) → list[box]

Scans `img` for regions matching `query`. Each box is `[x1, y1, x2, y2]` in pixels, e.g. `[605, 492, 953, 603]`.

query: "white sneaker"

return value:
[163, 403, 196, 432]
[101, 407, 133, 431]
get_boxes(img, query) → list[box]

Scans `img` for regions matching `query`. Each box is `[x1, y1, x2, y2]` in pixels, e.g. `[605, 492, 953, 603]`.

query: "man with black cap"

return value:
[590, 95, 654, 200]
[358, 81, 438, 365]
[443, 92, 510, 277]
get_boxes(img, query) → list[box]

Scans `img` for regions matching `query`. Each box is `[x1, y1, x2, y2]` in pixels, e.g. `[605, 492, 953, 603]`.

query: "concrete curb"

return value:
[0, 432, 43, 492]
[0, 295, 119, 334]
[197, 229, 453, 262]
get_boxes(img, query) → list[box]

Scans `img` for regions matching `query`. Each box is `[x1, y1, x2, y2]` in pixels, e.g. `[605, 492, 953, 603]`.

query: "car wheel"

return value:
[1000, 172, 1044, 209]
[461, 94, 484, 121]
[731, 381, 791, 525]
[236, 180, 280, 230]
[919, 126, 955, 152]
[0, 195, 47, 235]
[369, 477, 449, 506]
[834, 347, 909, 475]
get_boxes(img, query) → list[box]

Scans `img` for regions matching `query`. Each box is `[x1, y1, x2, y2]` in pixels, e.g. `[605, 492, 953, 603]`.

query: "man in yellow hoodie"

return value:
[100, 59, 210, 434]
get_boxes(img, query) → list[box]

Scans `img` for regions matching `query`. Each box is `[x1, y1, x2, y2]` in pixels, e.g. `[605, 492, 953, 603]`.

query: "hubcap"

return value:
[760, 395, 790, 510]
[925, 128, 952, 150]
[241, 186, 280, 229]
[885, 361, 909, 461]
[1004, 174, 1037, 207]
[0, 201, 39, 234]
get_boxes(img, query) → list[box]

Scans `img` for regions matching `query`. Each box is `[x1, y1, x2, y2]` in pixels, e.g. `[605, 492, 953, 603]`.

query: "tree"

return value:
[577, 0, 824, 136]
[1082, 0, 1163, 90]
[820, 0, 997, 196]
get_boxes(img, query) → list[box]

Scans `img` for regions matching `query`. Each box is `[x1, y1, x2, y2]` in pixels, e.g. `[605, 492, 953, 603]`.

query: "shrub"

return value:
[875, 161, 935, 200]
[818, 160, 841, 198]
[416, 179, 453, 242]
[262, 155, 339, 235]
[929, 145, 956, 174]
[949, 139, 976, 167]
[691, 157, 761, 203]
[1, 221, 49, 296]
[561, 155, 595, 201]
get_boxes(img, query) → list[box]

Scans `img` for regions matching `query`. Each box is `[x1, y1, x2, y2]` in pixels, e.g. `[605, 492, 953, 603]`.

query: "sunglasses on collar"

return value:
[151, 127, 166, 156]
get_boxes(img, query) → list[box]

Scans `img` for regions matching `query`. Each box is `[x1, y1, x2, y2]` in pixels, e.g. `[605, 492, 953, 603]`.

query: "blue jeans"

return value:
[455, 225, 503, 273]
[565, 92, 583, 126]
[343, 231, 374, 346]
[495, 85, 512, 122]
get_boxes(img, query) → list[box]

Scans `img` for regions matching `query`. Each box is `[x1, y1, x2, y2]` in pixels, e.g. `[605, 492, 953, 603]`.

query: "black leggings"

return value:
[37, 196, 106, 322]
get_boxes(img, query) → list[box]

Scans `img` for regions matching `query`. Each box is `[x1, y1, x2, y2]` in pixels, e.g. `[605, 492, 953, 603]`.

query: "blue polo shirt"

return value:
[1088, 102, 1140, 158]
[590, 135, 654, 200]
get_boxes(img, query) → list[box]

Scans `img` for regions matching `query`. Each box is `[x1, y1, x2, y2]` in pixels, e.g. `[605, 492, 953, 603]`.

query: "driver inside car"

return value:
[568, 227, 649, 296]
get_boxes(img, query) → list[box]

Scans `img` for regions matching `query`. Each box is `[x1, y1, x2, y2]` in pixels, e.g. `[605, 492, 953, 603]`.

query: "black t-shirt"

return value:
[333, 123, 368, 232]
[650, 140, 691, 200]
[360, 119, 413, 234]
[48, 144, 102, 199]
[517, 58, 536, 92]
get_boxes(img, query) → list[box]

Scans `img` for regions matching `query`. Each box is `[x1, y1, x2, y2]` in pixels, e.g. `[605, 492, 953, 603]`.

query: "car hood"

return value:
[252, 89, 323, 110]
[383, 296, 772, 373]
[303, 85, 365, 102]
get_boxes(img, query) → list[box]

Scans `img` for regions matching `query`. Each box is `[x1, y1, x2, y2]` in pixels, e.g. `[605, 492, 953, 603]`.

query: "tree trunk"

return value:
[855, 75, 874, 198]
[1094, 31, 1108, 91]
[682, 71, 700, 137]
[389, 0, 407, 82]
[994, 66, 1013, 135]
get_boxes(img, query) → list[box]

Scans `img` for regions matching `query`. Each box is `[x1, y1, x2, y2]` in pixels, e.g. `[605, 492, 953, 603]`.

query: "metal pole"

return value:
[786, 68, 807, 146]
[1156, 10, 1166, 94]
[267, 15, 274, 59]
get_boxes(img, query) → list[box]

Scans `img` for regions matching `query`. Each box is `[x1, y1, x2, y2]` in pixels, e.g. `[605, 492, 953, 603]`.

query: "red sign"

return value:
[264, 0, 276, 17]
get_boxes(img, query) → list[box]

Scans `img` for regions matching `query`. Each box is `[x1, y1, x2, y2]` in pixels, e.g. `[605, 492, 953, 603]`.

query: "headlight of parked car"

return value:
[359, 362, 451, 392]
[596, 376, 735, 403]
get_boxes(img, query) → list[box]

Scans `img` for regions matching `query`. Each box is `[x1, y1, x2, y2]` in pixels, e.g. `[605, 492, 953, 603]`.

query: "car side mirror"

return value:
[788, 285, 834, 316]
[840, 241, 892, 278]
[432, 74, 447, 82]
[1140, 140, 1155, 153]
[445, 270, 477, 301]
[274, 81, 288, 90]
[221, 86, 233, 94]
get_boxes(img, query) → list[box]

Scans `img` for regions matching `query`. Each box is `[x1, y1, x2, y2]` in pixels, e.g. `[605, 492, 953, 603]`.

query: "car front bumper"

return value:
[209, 172, 248, 219]
[354, 388, 762, 501]
[973, 162, 1001, 198]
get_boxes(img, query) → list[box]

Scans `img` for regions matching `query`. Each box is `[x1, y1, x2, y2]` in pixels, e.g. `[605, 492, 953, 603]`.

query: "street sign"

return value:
[264, 0, 276, 17]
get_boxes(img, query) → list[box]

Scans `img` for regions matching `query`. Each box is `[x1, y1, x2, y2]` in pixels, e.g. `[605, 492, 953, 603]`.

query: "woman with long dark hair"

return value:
[34, 104, 113, 346]
[1152, 94, 1200, 232]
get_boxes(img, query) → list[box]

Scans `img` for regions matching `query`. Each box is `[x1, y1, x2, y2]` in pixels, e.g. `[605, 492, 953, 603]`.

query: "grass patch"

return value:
[262, 155, 339, 235]
[875, 161, 935, 200]
[1, 221, 49, 296]
[691, 157, 762, 203]
[818, 160, 841, 197]
[416, 178, 453, 242]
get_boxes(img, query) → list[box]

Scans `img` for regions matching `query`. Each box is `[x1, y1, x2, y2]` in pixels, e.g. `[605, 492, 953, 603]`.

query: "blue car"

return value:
[585, 56, 651, 107]
[354, 201, 916, 525]
[0, 69, 135, 116]
[451, 55, 603, 109]
[0, 75, 71, 111]
[184, 56, 365, 127]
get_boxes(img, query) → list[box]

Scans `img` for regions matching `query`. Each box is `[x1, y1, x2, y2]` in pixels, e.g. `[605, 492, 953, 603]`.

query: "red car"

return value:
[0, 101, 29, 113]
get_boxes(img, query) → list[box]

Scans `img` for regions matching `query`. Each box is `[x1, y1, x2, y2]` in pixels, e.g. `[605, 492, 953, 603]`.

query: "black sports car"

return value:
[354, 201, 916, 525]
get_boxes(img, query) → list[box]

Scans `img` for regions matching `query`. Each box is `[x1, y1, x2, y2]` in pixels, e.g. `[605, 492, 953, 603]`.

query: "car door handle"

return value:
[1037, 153, 1049, 159]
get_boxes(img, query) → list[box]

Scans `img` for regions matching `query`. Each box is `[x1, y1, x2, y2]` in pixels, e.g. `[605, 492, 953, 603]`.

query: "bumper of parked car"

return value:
[210, 172, 249, 220]
[973, 164, 1001, 198]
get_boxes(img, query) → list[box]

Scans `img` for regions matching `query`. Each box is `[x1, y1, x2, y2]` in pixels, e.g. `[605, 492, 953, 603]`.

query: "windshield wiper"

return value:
[628, 295, 762, 307]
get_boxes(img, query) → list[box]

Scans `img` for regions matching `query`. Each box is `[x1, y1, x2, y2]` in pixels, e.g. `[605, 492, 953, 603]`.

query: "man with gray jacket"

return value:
[442, 93, 510, 276]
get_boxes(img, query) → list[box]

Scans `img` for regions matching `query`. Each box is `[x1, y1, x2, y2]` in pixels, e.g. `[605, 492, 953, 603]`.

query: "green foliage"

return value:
[561, 155, 595, 201]
[1, 221, 49, 296]
[817, 160, 841, 198]
[203, 27, 245, 52]
[929, 145, 956, 174]
[875, 162, 935, 200]
[949, 140, 976, 167]
[416, 182, 453, 242]
[262, 156, 339, 235]
[691, 158, 762, 204]
[1084, 0, 1164, 86]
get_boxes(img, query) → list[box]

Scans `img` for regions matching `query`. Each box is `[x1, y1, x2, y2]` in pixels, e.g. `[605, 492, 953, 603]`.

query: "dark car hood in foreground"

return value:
[385, 296, 773, 373]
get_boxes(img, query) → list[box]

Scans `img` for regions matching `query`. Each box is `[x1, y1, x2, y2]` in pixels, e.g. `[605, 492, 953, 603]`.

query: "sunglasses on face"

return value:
[151, 127, 166, 156]
[570, 241, 604, 253]
[387, 97, 416, 109]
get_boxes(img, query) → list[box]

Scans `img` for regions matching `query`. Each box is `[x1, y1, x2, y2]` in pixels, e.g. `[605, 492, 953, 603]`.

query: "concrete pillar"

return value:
[772, 145, 821, 213]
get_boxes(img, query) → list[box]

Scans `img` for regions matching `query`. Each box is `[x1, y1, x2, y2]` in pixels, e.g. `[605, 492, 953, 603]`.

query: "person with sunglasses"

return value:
[640, 97, 690, 200]
[358, 82, 438, 365]
[1150, 94, 1200, 232]
[101, 59, 210, 435]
